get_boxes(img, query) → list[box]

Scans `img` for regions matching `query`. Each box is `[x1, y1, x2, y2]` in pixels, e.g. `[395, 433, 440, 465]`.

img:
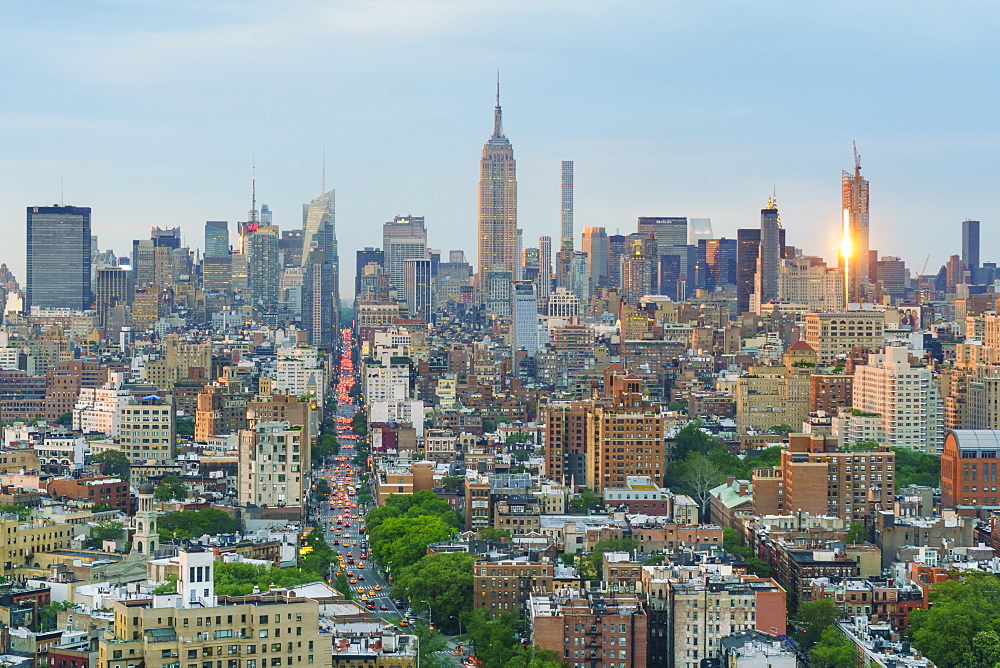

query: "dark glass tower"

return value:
[26, 205, 92, 311]
[963, 219, 980, 284]
[204, 221, 230, 258]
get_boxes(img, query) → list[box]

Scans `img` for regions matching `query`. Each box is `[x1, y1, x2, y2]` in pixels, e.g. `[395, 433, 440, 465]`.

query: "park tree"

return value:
[90, 520, 124, 545]
[578, 538, 638, 581]
[313, 434, 340, 465]
[677, 452, 725, 518]
[176, 416, 195, 437]
[38, 601, 75, 631]
[158, 508, 240, 542]
[213, 562, 322, 596]
[369, 516, 455, 573]
[392, 552, 474, 634]
[909, 573, 1000, 668]
[461, 610, 523, 668]
[366, 490, 462, 534]
[91, 450, 130, 477]
[154, 475, 189, 502]
[893, 447, 941, 488]
[413, 623, 449, 668]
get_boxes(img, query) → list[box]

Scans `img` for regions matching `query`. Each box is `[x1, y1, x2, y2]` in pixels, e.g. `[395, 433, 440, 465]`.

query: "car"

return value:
[357, 574, 365, 580]
[366, 604, 376, 610]
[349, 578, 357, 584]
[380, 605, 389, 610]
[367, 590, 376, 596]
[360, 595, 369, 601]
[332, 541, 340, 546]
[356, 587, 366, 594]
[399, 620, 409, 627]
[374, 585, 382, 591]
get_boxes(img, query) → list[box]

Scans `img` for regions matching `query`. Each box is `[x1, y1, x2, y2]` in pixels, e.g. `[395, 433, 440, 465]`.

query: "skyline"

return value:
[3, 1, 1000, 285]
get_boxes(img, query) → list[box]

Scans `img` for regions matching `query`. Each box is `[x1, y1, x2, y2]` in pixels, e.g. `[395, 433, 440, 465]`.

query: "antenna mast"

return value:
[249, 160, 258, 223]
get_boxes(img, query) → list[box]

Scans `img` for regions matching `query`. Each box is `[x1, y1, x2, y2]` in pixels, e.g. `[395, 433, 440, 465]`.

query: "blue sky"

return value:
[2, 1, 998, 289]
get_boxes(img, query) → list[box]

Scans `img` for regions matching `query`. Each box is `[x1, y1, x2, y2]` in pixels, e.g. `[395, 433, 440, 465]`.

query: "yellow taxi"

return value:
[360, 595, 369, 601]
[356, 587, 366, 594]
[349, 578, 357, 584]
[374, 585, 382, 591]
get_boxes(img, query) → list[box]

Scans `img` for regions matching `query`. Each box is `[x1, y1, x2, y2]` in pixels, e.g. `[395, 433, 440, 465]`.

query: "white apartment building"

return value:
[0, 346, 19, 371]
[274, 346, 325, 406]
[36, 436, 85, 475]
[846, 346, 943, 453]
[363, 356, 410, 404]
[74, 386, 132, 436]
[238, 420, 306, 507]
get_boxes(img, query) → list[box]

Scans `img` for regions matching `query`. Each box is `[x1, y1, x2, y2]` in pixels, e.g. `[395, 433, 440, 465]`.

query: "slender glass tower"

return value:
[26, 205, 91, 311]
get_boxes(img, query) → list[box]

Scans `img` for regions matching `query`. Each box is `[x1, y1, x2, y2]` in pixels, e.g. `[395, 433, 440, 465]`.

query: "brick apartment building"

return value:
[474, 559, 554, 615]
[941, 429, 1000, 512]
[45, 477, 131, 512]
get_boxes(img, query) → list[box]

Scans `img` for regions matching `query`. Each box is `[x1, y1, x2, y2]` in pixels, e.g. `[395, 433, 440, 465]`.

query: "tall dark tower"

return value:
[26, 205, 92, 311]
[477, 79, 518, 296]
[963, 219, 980, 284]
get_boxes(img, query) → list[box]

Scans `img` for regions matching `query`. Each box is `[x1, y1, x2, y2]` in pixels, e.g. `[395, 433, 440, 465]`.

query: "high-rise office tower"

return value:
[204, 221, 229, 258]
[570, 252, 590, 305]
[581, 227, 610, 289]
[637, 217, 687, 248]
[522, 248, 540, 282]
[403, 258, 433, 320]
[842, 145, 871, 303]
[355, 247, 385, 298]
[26, 205, 92, 311]
[511, 281, 539, 353]
[963, 219, 981, 285]
[515, 229, 524, 281]
[736, 229, 761, 315]
[689, 218, 714, 245]
[279, 230, 304, 268]
[876, 256, 907, 300]
[151, 227, 181, 249]
[699, 238, 738, 292]
[302, 190, 336, 266]
[538, 236, 552, 302]
[753, 196, 782, 311]
[608, 234, 626, 290]
[383, 216, 427, 292]
[478, 84, 518, 290]
[302, 249, 336, 346]
[659, 245, 696, 301]
[247, 225, 280, 310]
[95, 267, 130, 329]
[260, 204, 272, 225]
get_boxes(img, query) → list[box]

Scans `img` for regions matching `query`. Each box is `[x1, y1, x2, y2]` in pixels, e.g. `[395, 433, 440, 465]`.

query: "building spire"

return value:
[249, 160, 258, 223]
[492, 72, 504, 139]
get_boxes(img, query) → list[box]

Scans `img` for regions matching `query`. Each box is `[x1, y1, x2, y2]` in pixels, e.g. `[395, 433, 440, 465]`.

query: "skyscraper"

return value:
[581, 227, 610, 289]
[736, 229, 761, 315]
[302, 220, 339, 345]
[637, 217, 687, 248]
[302, 190, 337, 266]
[963, 219, 981, 285]
[26, 205, 92, 311]
[699, 237, 738, 292]
[538, 236, 552, 302]
[478, 84, 518, 291]
[151, 227, 181, 249]
[204, 221, 230, 258]
[403, 258, 433, 320]
[689, 218, 714, 245]
[511, 281, 539, 353]
[754, 196, 782, 311]
[561, 161, 574, 248]
[383, 216, 427, 292]
[843, 145, 871, 303]
[355, 247, 385, 298]
[247, 225, 280, 311]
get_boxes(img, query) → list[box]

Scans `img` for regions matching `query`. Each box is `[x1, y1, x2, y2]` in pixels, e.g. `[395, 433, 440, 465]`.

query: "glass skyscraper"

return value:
[26, 205, 92, 311]
[204, 221, 230, 258]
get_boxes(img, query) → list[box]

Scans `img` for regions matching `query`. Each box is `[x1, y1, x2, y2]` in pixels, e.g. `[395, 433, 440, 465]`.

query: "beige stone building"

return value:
[803, 311, 885, 366]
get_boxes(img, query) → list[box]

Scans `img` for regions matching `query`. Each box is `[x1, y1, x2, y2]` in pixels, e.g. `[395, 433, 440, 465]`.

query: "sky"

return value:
[2, 0, 999, 294]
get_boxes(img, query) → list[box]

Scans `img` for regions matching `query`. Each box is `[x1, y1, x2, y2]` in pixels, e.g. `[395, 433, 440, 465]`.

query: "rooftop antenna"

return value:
[249, 159, 258, 223]
[496, 69, 500, 107]
[322, 147, 326, 194]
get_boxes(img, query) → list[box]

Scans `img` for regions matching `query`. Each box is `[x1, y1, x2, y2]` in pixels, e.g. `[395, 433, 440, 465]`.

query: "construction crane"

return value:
[919, 254, 931, 277]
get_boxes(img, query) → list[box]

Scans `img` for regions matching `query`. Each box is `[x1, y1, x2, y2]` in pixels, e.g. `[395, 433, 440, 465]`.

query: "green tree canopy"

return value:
[369, 516, 455, 574]
[846, 522, 867, 544]
[461, 610, 524, 668]
[392, 552, 474, 635]
[366, 490, 462, 534]
[578, 538, 639, 581]
[57, 412, 73, 427]
[213, 562, 322, 596]
[151, 573, 178, 594]
[351, 411, 368, 436]
[38, 601, 75, 631]
[810, 625, 857, 667]
[670, 421, 720, 461]
[794, 598, 842, 649]
[893, 447, 941, 488]
[158, 508, 241, 542]
[909, 573, 1000, 668]
[176, 416, 195, 437]
[313, 434, 340, 466]
[154, 475, 189, 502]
[412, 622, 449, 668]
[91, 449, 130, 477]
[440, 475, 465, 491]
[90, 520, 124, 545]
[567, 488, 602, 514]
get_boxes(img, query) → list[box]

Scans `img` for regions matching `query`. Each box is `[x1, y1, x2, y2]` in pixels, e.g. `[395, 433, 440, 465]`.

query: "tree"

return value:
[567, 488, 602, 514]
[313, 478, 332, 502]
[351, 411, 368, 436]
[333, 573, 354, 600]
[91, 449, 130, 477]
[810, 625, 857, 667]
[213, 562, 322, 596]
[767, 424, 794, 436]
[677, 452, 725, 518]
[794, 598, 842, 649]
[392, 552, 474, 634]
[176, 416, 195, 437]
[356, 484, 374, 506]
[893, 447, 941, 488]
[369, 516, 455, 574]
[38, 601, 75, 631]
[154, 475, 189, 502]
[846, 521, 867, 544]
[152, 574, 178, 594]
[746, 557, 772, 578]
[313, 434, 340, 465]
[348, 383, 362, 399]
[413, 622, 449, 668]
[502, 646, 567, 668]
[479, 527, 512, 543]
[90, 520, 124, 545]
[669, 421, 718, 461]
[462, 610, 523, 668]
[722, 526, 750, 557]
[158, 508, 240, 542]
[0, 504, 32, 521]
[909, 573, 1000, 668]
[366, 490, 462, 534]
[440, 475, 465, 491]
[57, 412, 73, 427]
[481, 418, 498, 434]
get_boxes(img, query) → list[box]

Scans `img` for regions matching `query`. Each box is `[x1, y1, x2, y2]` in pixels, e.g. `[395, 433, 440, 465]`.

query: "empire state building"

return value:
[478, 85, 518, 295]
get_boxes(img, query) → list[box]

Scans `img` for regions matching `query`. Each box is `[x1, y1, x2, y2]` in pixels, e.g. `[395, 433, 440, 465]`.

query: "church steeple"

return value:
[131, 481, 158, 558]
